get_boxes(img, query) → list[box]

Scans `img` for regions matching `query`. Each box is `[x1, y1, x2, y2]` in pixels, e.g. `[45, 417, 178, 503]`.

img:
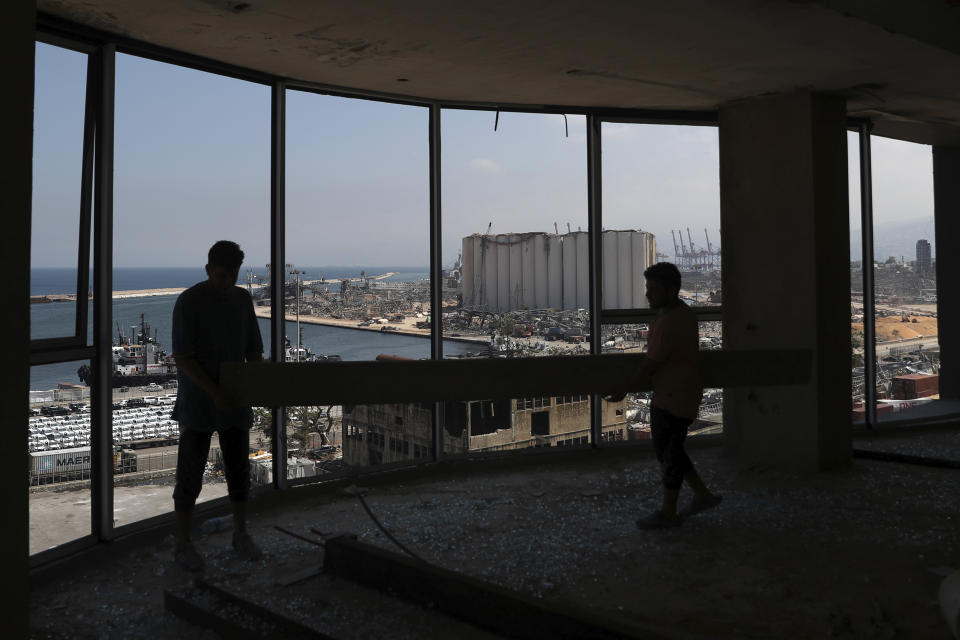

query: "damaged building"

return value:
[343, 395, 629, 466]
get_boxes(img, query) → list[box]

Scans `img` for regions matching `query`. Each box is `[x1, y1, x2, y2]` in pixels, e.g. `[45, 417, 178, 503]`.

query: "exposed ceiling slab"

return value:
[38, 0, 960, 144]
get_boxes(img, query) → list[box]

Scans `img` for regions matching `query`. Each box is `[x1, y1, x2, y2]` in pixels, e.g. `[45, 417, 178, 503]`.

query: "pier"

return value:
[30, 271, 400, 304]
[253, 306, 488, 345]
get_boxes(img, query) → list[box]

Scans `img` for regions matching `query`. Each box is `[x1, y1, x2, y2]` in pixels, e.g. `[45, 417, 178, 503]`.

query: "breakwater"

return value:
[252, 306, 488, 345]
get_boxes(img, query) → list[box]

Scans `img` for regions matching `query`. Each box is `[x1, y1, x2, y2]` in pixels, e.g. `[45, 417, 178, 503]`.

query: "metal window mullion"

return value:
[91, 44, 115, 541]
[587, 115, 603, 447]
[30, 345, 96, 366]
[34, 29, 98, 55]
[858, 122, 877, 428]
[429, 104, 443, 461]
[270, 81, 288, 488]
[75, 53, 97, 345]
[30, 336, 85, 352]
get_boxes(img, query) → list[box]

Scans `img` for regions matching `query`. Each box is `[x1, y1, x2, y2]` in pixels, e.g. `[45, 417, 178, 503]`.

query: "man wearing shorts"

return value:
[171, 240, 263, 570]
[613, 262, 722, 529]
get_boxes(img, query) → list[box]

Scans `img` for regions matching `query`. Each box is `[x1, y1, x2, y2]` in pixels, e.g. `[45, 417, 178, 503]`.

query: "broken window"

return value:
[600, 122, 721, 312]
[531, 411, 550, 436]
[440, 109, 593, 452]
[285, 90, 435, 470]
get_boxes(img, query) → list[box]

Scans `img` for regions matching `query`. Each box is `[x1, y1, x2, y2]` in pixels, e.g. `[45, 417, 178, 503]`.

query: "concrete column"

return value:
[933, 146, 960, 400]
[719, 92, 851, 471]
[0, 0, 35, 635]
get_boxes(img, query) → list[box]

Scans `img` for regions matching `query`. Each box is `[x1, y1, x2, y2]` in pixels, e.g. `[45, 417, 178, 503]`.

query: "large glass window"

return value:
[870, 137, 938, 421]
[31, 43, 90, 341]
[111, 54, 271, 525]
[599, 123, 722, 434]
[285, 91, 441, 473]
[29, 361, 92, 554]
[849, 133, 939, 425]
[441, 110, 595, 453]
[600, 123, 721, 310]
[849, 131, 867, 423]
[598, 321, 723, 440]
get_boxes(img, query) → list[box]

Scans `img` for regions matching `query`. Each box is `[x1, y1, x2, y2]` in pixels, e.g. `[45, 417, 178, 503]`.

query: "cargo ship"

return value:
[111, 314, 178, 388]
[74, 315, 341, 389]
[284, 340, 341, 363]
[76, 314, 178, 389]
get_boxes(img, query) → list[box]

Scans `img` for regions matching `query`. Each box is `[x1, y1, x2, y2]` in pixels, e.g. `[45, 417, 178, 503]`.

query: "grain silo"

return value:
[461, 230, 656, 312]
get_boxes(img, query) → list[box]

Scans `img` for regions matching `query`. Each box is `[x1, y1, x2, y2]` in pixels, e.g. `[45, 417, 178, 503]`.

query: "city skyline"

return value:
[32, 44, 935, 269]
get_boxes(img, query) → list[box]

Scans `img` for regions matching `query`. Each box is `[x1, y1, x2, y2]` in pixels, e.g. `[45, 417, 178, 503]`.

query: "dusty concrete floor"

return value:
[29, 478, 228, 555]
[855, 425, 960, 460]
[30, 435, 959, 639]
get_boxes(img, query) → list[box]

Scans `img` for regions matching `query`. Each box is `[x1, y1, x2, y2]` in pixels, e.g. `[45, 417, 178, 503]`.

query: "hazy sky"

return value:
[32, 42, 935, 269]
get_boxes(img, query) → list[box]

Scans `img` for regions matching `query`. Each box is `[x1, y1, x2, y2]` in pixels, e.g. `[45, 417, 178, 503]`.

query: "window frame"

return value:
[29, 34, 97, 358]
[32, 12, 897, 567]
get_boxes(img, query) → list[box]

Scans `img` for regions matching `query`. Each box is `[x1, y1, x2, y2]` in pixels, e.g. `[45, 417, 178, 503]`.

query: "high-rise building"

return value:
[916, 239, 932, 274]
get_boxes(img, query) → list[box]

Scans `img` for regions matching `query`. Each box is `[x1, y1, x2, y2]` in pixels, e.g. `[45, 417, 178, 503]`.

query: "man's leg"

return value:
[218, 426, 251, 527]
[684, 468, 711, 497]
[662, 487, 680, 518]
[659, 413, 693, 518]
[218, 426, 261, 559]
[640, 408, 688, 527]
[232, 500, 248, 535]
[172, 428, 213, 570]
[678, 430, 723, 517]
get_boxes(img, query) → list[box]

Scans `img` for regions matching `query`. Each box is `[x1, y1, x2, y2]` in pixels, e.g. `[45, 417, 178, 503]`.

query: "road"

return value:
[874, 335, 939, 358]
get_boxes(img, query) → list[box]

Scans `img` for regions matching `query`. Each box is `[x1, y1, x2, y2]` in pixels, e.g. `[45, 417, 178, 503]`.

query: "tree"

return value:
[287, 405, 337, 449]
[252, 406, 273, 431]
[251, 407, 275, 451]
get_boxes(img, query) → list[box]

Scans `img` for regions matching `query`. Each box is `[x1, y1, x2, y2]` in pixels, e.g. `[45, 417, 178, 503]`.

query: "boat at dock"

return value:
[75, 314, 179, 389]
[284, 332, 341, 362]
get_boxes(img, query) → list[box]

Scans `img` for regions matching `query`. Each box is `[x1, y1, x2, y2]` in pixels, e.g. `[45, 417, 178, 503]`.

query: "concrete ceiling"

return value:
[38, 0, 960, 144]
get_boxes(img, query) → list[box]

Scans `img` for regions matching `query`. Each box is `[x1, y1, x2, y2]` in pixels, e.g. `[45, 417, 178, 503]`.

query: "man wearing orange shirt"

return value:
[615, 262, 722, 529]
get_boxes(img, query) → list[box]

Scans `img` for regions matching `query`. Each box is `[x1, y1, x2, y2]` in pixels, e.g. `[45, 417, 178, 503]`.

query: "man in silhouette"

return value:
[171, 240, 263, 570]
[610, 262, 721, 529]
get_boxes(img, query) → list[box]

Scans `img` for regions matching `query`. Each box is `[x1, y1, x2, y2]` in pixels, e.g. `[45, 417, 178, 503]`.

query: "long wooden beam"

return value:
[221, 349, 811, 407]
[323, 534, 660, 639]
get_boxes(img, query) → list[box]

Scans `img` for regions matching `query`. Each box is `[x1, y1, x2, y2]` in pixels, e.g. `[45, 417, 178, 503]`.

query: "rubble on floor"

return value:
[30, 437, 960, 639]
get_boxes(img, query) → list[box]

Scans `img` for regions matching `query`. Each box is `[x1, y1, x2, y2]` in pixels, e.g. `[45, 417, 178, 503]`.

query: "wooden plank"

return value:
[323, 535, 669, 640]
[276, 563, 325, 587]
[221, 349, 811, 407]
[165, 584, 329, 640]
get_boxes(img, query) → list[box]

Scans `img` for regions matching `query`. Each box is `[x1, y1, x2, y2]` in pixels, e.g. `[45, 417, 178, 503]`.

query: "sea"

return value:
[30, 267, 477, 392]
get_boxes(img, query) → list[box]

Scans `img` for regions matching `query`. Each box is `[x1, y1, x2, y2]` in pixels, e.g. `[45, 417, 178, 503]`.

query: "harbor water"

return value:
[30, 267, 475, 391]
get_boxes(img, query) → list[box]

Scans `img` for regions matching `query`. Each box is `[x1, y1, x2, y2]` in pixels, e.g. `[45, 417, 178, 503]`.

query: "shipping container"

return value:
[30, 446, 91, 479]
[30, 447, 141, 484]
[891, 374, 939, 400]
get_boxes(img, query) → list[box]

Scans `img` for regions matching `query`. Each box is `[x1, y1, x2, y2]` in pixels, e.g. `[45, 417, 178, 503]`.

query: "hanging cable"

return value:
[355, 492, 428, 564]
[563, 113, 569, 137]
[494, 108, 500, 132]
